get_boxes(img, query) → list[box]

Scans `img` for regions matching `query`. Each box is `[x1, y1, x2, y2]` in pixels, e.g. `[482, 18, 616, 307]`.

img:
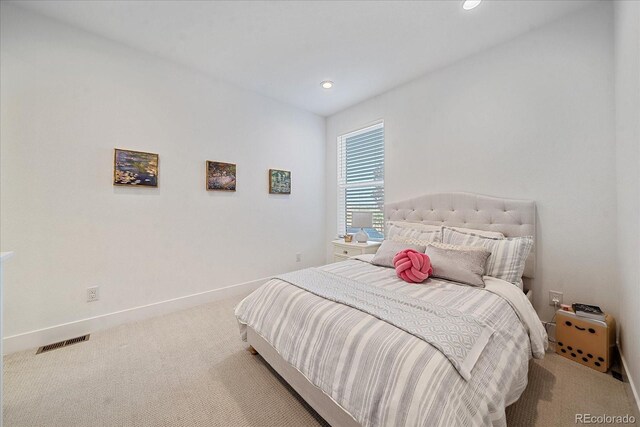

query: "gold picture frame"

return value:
[113, 148, 158, 187]
[206, 161, 237, 191]
[269, 169, 291, 194]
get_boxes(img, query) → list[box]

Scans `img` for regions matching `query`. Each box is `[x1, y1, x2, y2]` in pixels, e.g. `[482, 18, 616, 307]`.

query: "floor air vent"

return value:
[36, 334, 90, 354]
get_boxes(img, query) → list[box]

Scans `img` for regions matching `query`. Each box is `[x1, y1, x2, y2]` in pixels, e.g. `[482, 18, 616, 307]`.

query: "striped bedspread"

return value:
[235, 258, 546, 427]
[274, 268, 493, 380]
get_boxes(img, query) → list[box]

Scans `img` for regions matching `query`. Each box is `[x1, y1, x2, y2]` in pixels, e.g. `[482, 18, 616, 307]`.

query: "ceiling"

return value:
[14, 0, 594, 116]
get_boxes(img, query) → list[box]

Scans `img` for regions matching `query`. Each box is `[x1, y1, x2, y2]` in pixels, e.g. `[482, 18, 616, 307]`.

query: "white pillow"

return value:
[445, 226, 505, 239]
[387, 221, 441, 232]
[387, 221, 442, 242]
[371, 240, 426, 268]
[442, 227, 533, 286]
[390, 231, 441, 246]
[388, 225, 442, 242]
[425, 244, 491, 288]
[428, 241, 488, 252]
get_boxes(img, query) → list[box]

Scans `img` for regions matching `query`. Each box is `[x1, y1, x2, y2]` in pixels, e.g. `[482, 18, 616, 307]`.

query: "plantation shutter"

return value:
[337, 123, 384, 240]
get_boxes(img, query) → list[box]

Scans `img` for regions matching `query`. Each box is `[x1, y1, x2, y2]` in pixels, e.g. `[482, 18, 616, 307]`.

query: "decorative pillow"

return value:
[390, 231, 441, 246]
[371, 240, 426, 268]
[428, 241, 488, 252]
[387, 223, 442, 243]
[442, 227, 533, 286]
[445, 226, 505, 239]
[387, 221, 441, 232]
[393, 249, 432, 283]
[425, 244, 491, 287]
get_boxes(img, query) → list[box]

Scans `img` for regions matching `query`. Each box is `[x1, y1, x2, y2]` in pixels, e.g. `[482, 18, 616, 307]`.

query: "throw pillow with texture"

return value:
[425, 244, 491, 287]
[442, 227, 533, 286]
[371, 240, 426, 268]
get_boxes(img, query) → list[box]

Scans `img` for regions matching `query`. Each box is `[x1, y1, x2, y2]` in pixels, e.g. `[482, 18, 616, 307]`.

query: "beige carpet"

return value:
[4, 293, 638, 427]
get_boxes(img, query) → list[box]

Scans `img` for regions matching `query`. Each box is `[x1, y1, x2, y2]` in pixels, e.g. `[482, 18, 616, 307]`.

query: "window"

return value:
[337, 122, 384, 240]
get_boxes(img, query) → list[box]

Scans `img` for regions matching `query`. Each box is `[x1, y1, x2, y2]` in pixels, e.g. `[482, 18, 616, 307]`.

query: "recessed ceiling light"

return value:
[321, 81, 334, 89]
[462, 0, 482, 10]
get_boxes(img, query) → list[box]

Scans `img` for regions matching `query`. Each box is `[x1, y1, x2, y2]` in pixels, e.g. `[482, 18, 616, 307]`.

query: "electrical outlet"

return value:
[548, 290, 563, 306]
[296, 253, 302, 262]
[87, 286, 100, 302]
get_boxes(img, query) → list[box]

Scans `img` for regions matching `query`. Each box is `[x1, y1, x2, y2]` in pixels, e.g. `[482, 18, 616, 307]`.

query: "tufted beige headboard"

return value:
[385, 192, 536, 279]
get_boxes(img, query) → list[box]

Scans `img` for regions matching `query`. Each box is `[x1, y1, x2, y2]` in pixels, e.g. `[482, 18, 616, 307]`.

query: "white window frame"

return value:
[337, 121, 385, 239]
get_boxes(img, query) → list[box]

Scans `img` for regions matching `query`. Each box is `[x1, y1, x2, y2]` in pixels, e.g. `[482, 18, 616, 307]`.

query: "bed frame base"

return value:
[247, 326, 360, 427]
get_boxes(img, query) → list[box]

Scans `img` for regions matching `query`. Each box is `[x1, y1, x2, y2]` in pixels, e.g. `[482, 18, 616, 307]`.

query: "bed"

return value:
[235, 192, 546, 427]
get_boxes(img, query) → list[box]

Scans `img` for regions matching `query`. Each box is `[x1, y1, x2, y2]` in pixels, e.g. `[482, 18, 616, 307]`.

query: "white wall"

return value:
[325, 3, 617, 321]
[0, 4, 326, 349]
[614, 0, 640, 407]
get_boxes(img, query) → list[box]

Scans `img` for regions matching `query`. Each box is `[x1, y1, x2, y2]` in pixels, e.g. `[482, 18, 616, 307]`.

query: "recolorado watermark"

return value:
[575, 414, 636, 424]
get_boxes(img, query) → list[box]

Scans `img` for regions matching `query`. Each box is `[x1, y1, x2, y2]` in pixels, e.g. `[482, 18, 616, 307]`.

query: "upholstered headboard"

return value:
[385, 192, 536, 279]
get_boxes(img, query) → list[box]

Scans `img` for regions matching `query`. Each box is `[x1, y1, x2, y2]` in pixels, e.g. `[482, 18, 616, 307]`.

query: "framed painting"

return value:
[269, 169, 291, 194]
[113, 149, 158, 187]
[206, 161, 237, 191]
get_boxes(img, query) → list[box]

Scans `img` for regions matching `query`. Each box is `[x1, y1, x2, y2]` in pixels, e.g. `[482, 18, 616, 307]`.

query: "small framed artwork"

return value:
[113, 148, 158, 187]
[269, 169, 291, 194]
[206, 161, 236, 191]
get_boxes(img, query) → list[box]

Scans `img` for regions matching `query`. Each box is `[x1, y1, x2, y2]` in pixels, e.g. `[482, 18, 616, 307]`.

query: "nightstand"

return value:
[555, 310, 616, 373]
[331, 239, 381, 263]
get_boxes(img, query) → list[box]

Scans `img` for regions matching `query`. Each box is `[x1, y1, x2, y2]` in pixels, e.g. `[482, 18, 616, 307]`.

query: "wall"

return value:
[0, 4, 326, 351]
[614, 0, 640, 408]
[325, 3, 616, 322]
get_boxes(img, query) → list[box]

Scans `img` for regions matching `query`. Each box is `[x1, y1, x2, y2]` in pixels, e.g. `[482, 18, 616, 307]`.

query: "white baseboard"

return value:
[619, 347, 640, 414]
[2, 277, 267, 355]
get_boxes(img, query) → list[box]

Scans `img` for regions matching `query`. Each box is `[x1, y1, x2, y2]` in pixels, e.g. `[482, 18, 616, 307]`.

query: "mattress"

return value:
[235, 257, 546, 427]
